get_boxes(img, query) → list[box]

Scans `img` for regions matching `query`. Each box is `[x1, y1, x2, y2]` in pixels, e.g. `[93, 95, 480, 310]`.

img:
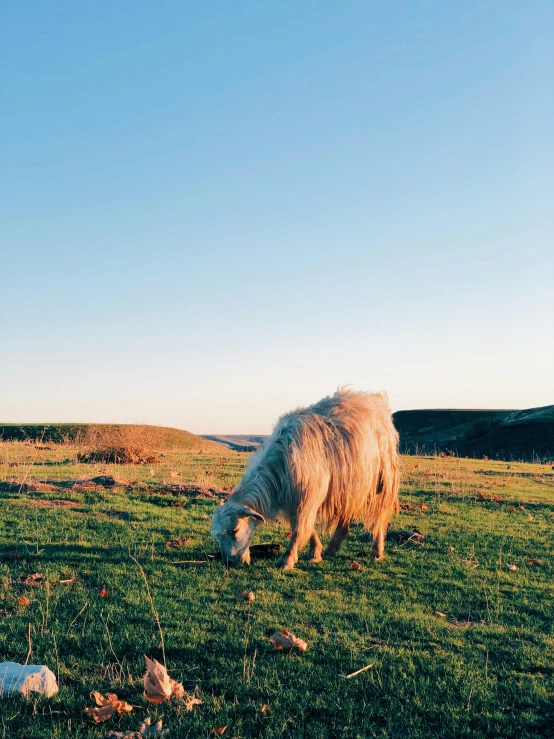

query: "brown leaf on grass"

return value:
[351, 560, 363, 571]
[399, 502, 415, 511]
[165, 537, 190, 548]
[22, 573, 44, 586]
[518, 505, 526, 511]
[17, 596, 31, 607]
[269, 630, 308, 652]
[491, 494, 503, 503]
[434, 611, 447, 619]
[99, 587, 109, 598]
[478, 491, 488, 501]
[527, 513, 534, 520]
[529, 558, 543, 566]
[59, 576, 76, 585]
[212, 727, 228, 736]
[508, 507, 516, 513]
[447, 546, 455, 554]
[507, 564, 518, 571]
[143, 656, 199, 707]
[84, 692, 133, 723]
[237, 591, 255, 602]
[418, 503, 429, 511]
[184, 693, 203, 711]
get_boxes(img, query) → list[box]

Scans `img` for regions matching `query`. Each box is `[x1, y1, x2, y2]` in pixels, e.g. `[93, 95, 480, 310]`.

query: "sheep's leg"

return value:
[276, 514, 315, 570]
[308, 531, 323, 563]
[323, 521, 350, 557]
[371, 522, 387, 560]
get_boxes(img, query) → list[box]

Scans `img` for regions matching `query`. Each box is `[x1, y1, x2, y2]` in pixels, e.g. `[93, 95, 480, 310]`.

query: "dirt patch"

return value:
[0, 482, 58, 494]
[159, 483, 231, 500]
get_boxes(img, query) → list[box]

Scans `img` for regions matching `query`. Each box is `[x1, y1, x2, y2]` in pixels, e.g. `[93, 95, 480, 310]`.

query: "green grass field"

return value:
[1, 443, 553, 738]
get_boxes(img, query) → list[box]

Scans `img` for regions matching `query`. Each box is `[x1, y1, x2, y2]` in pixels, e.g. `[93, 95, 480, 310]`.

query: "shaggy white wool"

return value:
[212, 388, 400, 566]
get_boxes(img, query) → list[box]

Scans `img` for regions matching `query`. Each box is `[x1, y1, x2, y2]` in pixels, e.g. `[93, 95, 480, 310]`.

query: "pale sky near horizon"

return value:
[1, 1, 553, 434]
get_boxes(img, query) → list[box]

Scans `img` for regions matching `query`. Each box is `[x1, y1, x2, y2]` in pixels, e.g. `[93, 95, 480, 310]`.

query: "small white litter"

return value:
[0, 662, 58, 697]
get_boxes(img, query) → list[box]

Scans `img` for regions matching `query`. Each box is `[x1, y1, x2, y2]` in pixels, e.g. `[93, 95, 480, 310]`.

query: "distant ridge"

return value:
[0, 423, 226, 453]
[394, 405, 554, 461]
[201, 434, 268, 452]
[203, 404, 554, 462]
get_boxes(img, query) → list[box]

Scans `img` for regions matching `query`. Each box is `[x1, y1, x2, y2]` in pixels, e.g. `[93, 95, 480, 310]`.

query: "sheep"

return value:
[211, 388, 400, 569]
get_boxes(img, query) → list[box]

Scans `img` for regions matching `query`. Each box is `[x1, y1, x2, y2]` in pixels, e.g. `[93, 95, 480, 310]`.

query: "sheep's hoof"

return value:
[276, 554, 295, 570]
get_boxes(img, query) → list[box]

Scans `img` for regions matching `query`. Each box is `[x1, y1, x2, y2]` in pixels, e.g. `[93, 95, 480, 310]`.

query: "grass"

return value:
[0, 444, 553, 738]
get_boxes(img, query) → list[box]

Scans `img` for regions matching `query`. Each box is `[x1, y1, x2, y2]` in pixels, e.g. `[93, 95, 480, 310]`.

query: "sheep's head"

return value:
[211, 501, 265, 566]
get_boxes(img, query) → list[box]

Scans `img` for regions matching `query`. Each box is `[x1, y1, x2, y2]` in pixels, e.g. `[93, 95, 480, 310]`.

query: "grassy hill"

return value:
[0, 449, 552, 738]
[203, 405, 554, 462]
[0, 423, 225, 453]
[201, 434, 268, 451]
[393, 405, 554, 462]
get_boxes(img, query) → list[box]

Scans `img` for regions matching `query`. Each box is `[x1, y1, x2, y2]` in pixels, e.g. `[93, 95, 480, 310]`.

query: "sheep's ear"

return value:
[238, 506, 265, 524]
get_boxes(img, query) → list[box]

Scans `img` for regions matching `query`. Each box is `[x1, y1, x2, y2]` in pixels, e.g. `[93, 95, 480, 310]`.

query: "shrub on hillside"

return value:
[76, 425, 161, 464]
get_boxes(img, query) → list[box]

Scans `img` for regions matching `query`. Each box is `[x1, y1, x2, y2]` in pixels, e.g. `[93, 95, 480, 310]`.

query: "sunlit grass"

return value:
[0, 447, 553, 737]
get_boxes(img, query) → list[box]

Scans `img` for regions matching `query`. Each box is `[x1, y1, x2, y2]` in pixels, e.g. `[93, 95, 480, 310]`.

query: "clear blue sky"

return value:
[1, 1, 553, 433]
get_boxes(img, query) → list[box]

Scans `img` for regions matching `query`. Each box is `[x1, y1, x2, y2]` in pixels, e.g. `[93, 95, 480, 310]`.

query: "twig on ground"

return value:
[342, 663, 374, 679]
[24, 623, 32, 665]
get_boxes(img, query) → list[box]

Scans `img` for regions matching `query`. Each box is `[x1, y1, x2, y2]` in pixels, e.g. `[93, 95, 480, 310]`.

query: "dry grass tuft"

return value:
[76, 425, 162, 464]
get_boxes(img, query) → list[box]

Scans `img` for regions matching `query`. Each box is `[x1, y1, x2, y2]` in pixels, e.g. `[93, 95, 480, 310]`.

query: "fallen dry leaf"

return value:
[59, 576, 76, 585]
[478, 491, 488, 501]
[99, 587, 109, 598]
[143, 656, 198, 707]
[212, 727, 228, 736]
[508, 507, 516, 512]
[165, 537, 190, 548]
[269, 630, 308, 652]
[237, 591, 255, 602]
[184, 693, 203, 711]
[22, 573, 44, 586]
[17, 596, 31, 607]
[529, 558, 543, 566]
[351, 560, 363, 571]
[447, 546, 455, 554]
[491, 495, 503, 503]
[84, 692, 133, 723]
[419, 503, 429, 511]
[527, 514, 534, 520]
[507, 564, 518, 571]
[434, 611, 447, 619]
